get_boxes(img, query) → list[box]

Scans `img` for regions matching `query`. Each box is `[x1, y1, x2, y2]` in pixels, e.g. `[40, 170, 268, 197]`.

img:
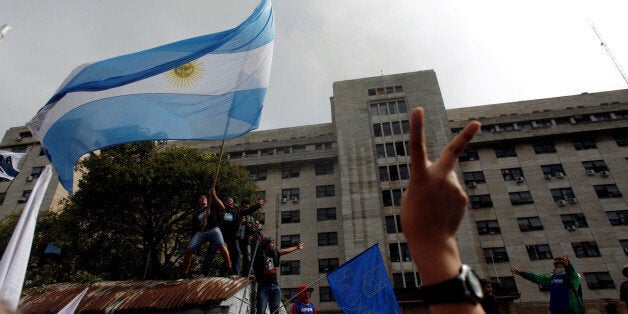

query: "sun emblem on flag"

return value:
[165, 59, 205, 88]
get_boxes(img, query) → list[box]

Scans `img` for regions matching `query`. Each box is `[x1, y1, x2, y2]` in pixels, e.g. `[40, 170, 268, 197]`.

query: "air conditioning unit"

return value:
[557, 200, 567, 206]
[555, 172, 564, 178]
[610, 191, 623, 197]
[567, 225, 576, 231]
[515, 176, 525, 183]
[568, 198, 578, 204]
[280, 197, 288, 203]
[600, 171, 610, 177]
[586, 169, 596, 176]
[15, 136, 22, 142]
[574, 115, 583, 119]
[25, 175, 33, 181]
[544, 174, 552, 180]
[18, 197, 27, 203]
[292, 196, 299, 203]
[467, 181, 477, 188]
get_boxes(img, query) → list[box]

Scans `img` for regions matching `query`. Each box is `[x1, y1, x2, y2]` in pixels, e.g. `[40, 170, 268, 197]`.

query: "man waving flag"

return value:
[27, 0, 274, 192]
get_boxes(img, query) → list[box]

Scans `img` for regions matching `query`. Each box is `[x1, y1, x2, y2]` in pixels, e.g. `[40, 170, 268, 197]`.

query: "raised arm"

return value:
[400, 107, 482, 313]
[210, 188, 225, 210]
[280, 242, 305, 256]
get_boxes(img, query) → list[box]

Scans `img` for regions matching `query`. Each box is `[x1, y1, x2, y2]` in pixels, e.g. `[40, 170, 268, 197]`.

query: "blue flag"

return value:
[27, 0, 274, 192]
[0, 151, 26, 181]
[327, 244, 401, 314]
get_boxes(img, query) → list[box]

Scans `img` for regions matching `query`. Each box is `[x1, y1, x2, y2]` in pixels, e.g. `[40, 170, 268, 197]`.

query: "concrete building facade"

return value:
[1, 70, 627, 312]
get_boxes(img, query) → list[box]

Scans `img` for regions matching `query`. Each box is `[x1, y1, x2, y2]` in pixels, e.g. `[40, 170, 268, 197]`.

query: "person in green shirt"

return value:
[511, 254, 584, 314]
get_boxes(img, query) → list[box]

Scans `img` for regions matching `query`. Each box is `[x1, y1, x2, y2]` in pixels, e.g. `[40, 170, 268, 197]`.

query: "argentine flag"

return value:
[27, 0, 274, 193]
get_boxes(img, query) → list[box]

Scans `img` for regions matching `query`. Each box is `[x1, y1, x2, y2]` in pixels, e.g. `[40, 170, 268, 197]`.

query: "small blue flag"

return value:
[327, 244, 401, 314]
[27, 0, 274, 192]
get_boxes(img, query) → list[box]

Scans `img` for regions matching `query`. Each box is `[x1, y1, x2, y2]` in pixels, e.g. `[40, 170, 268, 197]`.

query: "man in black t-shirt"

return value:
[221, 197, 266, 275]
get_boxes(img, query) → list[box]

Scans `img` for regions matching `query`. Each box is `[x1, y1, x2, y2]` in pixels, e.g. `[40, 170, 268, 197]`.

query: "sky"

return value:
[0, 0, 627, 135]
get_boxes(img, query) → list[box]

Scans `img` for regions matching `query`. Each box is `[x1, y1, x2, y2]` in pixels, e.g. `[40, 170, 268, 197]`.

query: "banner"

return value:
[0, 151, 26, 180]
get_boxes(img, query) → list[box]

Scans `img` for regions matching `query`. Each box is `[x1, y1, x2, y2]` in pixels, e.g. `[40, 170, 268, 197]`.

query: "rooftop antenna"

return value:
[591, 23, 628, 86]
[0, 24, 12, 44]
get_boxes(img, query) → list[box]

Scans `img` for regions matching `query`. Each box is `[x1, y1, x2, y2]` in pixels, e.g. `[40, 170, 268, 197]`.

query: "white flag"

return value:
[0, 151, 26, 180]
[0, 165, 53, 311]
[57, 287, 88, 314]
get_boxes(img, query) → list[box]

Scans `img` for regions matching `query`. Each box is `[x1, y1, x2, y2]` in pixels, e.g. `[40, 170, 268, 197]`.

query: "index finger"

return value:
[434, 120, 481, 174]
[408, 108, 428, 176]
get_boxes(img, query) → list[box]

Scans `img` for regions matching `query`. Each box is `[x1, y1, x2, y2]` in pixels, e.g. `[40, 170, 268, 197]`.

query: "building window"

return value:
[469, 194, 493, 209]
[526, 244, 553, 261]
[373, 124, 382, 137]
[620, 240, 628, 256]
[384, 143, 395, 158]
[283, 288, 300, 301]
[315, 142, 332, 151]
[389, 243, 412, 262]
[18, 131, 32, 139]
[318, 232, 338, 246]
[391, 121, 401, 135]
[315, 163, 334, 175]
[501, 168, 524, 181]
[282, 166, 300, 178]
[395, 141, 407, 156]
[375, 144, 386, 158]
[280, 260, 300, 275]
[535, 119, 552, 128]
[550, 187, 575, 201]
[517, 217, 543, 232]
[614, 135, 628, 147]
[463, 171, 486, 184]
[583, 272, 615, 290]
[573, 138, 597, 150]
[554, 116, 572, 125]
[593, 112, 612, 121]
[281, 210, 300, 224]
[560, 214, 588, 229]
[319, 286, 335, 302]
[482, 125, 496, 133]
[386, 215, 402, 234]
[518, 121, 533, 129]
[573, 114, 590, 123]
[39, 148, 46, 156]
[379, 167, 389, 181]
[317, 208, 336, 221]
[12, 146, 26, 153]
[18, 190, 32, 203]
[582, 160, 608, 173]
[382, 189, 402, 207]
[382, 122, 392, 136]
[319, 258, 339, 273]
[0, 193, 5, 205]
[490, 277, 519, 296]
[494, 146, 517, 158]
[484, 247, 509, 263]
[281, 188, 301, 200]
[572, 241, 601, 258]
[509, 191, 534, 205]
[401, 120, 409, 134]
[281, 234, 300, 248]
[316, 185, 335, 198]
[261, 148, 275, 156]
[459, 148, 479, 161]
[594, 184, 623, 198]
[607, 210, 628, 226]
[292, 145, 306, 153]
[532, 141, 557, 154]
[541, 164, 566, 177]
[498, 123, 515, 131]
[476, 220, 500, 235]
[230, 151, 243, 159]
[399, 164, 409, 180]
[249, 168, 267, 181]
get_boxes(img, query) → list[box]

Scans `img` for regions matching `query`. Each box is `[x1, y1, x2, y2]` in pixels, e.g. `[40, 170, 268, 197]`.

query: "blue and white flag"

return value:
[0, 151, 26, 180]
[27, 0, 274, 192]
[327, 244, 401, 314]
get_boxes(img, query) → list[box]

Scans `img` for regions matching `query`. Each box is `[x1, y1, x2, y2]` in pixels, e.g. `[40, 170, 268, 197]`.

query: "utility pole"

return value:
[591, 23, 628, 86]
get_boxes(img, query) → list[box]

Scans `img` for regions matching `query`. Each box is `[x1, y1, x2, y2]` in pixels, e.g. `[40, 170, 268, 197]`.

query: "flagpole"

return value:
[199, 138, 227, 229]
[271, 274, 330, 314]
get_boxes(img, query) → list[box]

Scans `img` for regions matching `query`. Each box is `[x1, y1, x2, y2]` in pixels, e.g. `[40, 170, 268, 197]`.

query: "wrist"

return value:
[412, 237, 461, 285]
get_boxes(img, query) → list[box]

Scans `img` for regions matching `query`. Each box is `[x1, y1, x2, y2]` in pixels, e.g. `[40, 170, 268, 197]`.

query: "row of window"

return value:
[469, 184, 623, 209]
[485, 241, 605, 263]
[372, 120, 410, 137]
[477, 213, 589, 235]
[369, 99, 408, 118]
[464, 160, 611, 184]
[280, 232, 338, 248]
[367, 85, 404, 96]
[452, 110, 628, 135]
[229, 142, 334, 159]
[249, 163, 334, 181]
[376, 141, 409, 159]
[280, 258, 341, 276]
[283, 286, 335, 303]
[279, 185, 336, 200]
[281, 207, 338, 224]
[460, 136, 627, 162]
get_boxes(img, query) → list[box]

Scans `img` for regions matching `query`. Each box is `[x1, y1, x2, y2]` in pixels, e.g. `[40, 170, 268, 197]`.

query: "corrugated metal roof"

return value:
[19, 277, 249, 313]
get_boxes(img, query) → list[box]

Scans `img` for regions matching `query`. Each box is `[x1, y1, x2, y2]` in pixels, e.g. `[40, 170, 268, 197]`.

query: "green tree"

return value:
[27, 141, 258, 283]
